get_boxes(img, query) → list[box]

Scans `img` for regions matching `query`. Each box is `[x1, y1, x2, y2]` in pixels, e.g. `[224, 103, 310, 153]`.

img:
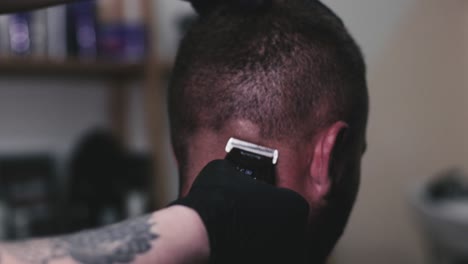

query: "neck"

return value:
[178, 120, 312, 197]
[180, 132, 231, 196]
[180, 126, 265, 196]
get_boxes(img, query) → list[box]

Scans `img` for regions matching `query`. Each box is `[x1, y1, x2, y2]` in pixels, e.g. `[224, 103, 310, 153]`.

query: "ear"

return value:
[310, 121, 348, 199]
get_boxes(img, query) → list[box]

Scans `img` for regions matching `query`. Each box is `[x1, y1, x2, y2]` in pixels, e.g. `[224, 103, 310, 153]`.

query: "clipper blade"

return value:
[225, 138, 279, 164]
[225, 137, 279, 185]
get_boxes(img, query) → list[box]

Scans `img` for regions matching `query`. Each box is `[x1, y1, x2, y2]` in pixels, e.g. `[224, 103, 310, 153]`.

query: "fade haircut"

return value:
[168, 0, 368, 169]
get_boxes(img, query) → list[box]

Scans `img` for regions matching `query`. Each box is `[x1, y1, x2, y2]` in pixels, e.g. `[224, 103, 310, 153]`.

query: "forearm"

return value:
[0, 0, 80, 13]
[0, 206, 210, 264]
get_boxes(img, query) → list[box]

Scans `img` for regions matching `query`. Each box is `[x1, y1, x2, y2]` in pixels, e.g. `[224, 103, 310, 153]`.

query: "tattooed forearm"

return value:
[1, 238, 67, 264]
[2, 215, 158, 264]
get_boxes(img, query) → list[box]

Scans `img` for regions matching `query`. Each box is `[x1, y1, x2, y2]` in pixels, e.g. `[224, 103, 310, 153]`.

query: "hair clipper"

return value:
[225, 137, 279, 185]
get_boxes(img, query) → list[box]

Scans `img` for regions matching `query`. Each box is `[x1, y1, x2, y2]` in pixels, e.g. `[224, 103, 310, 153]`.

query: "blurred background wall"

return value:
[0, 0, 467, 263]
[325, 0, 468, 263]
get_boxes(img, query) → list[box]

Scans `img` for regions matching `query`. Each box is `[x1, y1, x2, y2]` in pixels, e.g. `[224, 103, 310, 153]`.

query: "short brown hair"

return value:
[168, 0, 368, 166]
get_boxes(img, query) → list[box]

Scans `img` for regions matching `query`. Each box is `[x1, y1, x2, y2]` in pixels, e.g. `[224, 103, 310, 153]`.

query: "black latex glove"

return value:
[172, 160, 309, 264]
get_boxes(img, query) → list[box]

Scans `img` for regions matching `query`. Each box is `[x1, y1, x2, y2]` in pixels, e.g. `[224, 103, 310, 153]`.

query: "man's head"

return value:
[168, 0, 368, 261]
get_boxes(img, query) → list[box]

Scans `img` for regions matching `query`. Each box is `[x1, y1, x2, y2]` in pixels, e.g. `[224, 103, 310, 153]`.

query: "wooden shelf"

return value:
[0, 57, 172, 79]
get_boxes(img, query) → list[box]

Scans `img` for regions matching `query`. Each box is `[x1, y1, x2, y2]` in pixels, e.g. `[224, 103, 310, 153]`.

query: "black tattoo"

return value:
[2, 215, 158, 264]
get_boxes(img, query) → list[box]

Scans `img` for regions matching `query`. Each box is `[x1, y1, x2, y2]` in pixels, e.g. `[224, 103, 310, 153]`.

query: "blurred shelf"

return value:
[0, 57, 172, 80]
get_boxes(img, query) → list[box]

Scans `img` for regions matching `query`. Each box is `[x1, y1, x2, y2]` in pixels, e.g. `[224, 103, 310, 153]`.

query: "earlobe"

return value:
[310, 121, 348, 199]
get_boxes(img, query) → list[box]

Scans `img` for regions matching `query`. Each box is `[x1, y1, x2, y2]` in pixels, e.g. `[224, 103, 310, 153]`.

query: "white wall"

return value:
[325, 0, 468, 263]
[156, 0, 193, 61]
[0, 76, 109, 155]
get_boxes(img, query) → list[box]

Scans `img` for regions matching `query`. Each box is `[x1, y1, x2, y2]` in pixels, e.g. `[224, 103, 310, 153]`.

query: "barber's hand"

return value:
[172, 160, 309, 264]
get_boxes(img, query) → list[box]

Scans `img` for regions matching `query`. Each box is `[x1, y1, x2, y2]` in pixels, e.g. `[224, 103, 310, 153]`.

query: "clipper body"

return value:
[225, 138, 278, 185]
